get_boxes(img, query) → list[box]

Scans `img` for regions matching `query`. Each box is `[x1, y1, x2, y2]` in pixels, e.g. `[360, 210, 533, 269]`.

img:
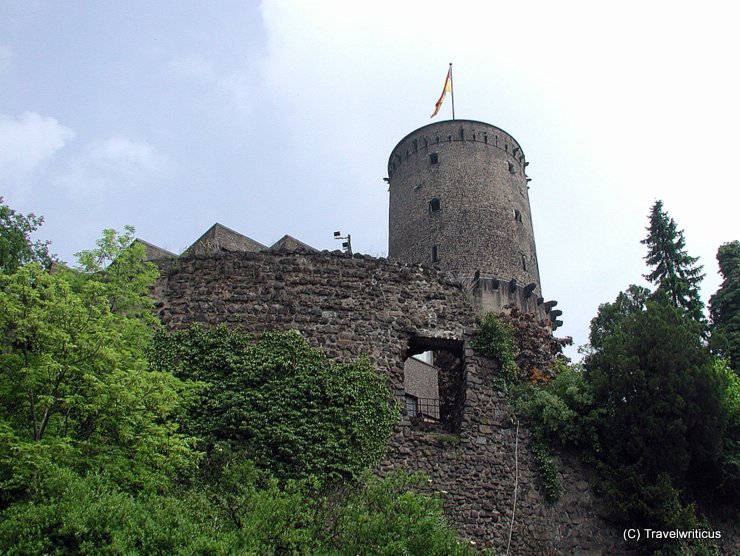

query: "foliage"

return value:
[0, 462, 474, 555]
[585, 284, 651, 354]
[471, 313, 519, 382]
[641, 200, 705, 322]
[0, 469, 234, 555]
[326, 471, 476, 556]
[709, 240, 740, 372]
[0, 197, 54, 273]
[150, 325, 398, 484]
[73, 225, 159, 321]
[714, 359, 740, 504]
[471, 308, 572, 385]
[586, 300, 726, 487]
[0, 230, 197, 503]
[595, 468, 720, 555]
[510, 362, 603, 502]
[578, 296, 735, 553]
[516, 295, 735, 548]
[472, 311, 572, 500]
[512, 362, 600, 451]
[529, 435, 561, 502]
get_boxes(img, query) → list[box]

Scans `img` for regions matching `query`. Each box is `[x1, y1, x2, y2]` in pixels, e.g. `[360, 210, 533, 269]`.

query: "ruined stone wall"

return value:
[152, 250, 625, 554]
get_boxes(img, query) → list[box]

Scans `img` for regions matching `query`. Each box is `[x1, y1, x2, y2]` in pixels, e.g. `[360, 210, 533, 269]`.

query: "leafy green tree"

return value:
[0, 230, 196, 503]
[326, 471, 475, 556]
[0, 197, 54, 273]
[512, 362, 600, 451]
[713, 359, 740, 504]
[150, 325, 398, 484]
[585, 300, 729, 525]
[0, 464, 475, 555]
[709, 240, 740, 372]
[641, 200, 705, 322]
[586, 284, 651, 353]
[587, 300, 724, 480]
[73, 225, 159, 320]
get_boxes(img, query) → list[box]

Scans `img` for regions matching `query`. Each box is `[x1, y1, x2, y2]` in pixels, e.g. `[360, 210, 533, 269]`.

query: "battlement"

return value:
[388, 119, 527, 179]
[386, 119, 547, 319]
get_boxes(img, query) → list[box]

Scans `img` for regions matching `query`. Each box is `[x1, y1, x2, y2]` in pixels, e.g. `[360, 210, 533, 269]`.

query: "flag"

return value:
[431, 66, 452, 118]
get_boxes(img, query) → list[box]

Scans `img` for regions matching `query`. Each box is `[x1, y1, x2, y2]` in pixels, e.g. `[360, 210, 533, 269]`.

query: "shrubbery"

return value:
[0, 204, 474, 554]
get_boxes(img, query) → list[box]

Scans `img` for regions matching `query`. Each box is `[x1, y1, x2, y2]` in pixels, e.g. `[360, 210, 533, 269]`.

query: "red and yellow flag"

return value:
[431, 66, 452, 118]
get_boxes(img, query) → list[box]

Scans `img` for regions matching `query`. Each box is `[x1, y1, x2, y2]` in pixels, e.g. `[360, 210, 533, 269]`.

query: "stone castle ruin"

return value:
[139, 120, 622, 553]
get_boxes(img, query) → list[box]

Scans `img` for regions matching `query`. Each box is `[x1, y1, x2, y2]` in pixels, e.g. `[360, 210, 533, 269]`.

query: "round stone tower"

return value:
[387, 119, 557, 323]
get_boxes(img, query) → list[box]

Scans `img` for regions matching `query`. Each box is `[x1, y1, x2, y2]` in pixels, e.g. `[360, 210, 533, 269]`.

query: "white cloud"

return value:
[170, 55, 254, 116]
[57, 136, 167, 194]
[0, 111, 76, 187]
[88, 136, 161, 173]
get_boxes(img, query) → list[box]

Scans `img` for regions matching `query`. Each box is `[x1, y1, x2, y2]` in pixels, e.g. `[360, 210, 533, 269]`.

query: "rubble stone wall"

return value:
[153, 250, 626, 554]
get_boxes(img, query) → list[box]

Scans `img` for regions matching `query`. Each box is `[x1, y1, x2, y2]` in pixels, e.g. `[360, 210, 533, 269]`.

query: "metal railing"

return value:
[405, 396, 440, 421]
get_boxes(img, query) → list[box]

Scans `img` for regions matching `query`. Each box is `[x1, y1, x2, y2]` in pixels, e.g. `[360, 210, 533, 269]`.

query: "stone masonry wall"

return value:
[152, 250, 626, 554]
[387, 120, 541, 299]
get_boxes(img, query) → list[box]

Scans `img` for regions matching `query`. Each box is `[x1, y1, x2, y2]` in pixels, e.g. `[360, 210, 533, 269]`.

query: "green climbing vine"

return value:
[529, 434, 561, 502]
[471, 310, 573, 502]
[470, 313, 519, 384]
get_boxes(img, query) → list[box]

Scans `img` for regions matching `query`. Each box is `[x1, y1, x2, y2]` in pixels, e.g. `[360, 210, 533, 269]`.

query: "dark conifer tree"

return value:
[709, 240, 740, 372]
[641, 200, 705, 322]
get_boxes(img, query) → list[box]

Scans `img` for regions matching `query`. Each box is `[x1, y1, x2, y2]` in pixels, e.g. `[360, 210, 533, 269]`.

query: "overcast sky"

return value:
[2, 0, 738, 357]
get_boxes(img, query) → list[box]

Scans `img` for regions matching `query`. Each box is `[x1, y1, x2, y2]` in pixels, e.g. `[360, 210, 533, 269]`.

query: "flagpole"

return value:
[449, 63, 455, 120]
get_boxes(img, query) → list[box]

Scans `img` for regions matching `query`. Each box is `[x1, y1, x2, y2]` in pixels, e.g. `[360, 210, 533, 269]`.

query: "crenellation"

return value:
[387, 122, 526, 181]
[387, 119, 550, 321]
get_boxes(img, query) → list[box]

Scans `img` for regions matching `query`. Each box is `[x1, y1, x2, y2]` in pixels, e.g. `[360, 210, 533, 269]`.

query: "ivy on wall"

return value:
[150, 325, 399, 485]
[471, 310, 572, 501]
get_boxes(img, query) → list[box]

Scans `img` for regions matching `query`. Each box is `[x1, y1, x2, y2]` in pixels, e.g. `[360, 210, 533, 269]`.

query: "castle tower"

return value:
[387, 119, 557, 323]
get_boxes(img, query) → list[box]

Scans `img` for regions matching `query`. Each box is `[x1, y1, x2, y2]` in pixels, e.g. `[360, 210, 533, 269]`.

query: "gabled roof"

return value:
[184, 223, 267, 256]
[133, 238, 177, 261]
[269, 234, 318, 253]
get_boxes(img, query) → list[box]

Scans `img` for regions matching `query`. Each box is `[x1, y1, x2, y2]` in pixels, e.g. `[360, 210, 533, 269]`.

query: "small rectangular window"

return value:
[429, 153, 439, 165]
[432, 245, 439, 262]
